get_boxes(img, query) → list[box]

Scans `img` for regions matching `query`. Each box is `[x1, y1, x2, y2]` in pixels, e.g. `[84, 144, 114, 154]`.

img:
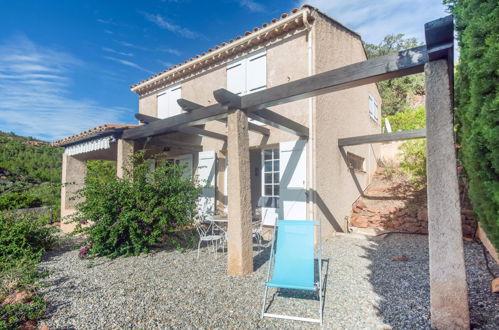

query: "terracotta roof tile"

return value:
[52, 124, 138, 147]
[130, 6, 310, 93]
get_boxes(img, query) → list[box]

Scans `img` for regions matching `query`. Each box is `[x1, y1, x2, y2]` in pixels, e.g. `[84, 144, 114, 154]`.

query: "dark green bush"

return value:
[446, 0, 499, 250]
[0, 192, 42, 211]
[70, 152, 201, 258]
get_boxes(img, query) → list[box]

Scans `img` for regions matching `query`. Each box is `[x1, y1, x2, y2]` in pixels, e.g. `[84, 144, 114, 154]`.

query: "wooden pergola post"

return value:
[226, 108, 253, 276]
[425, 17, 470, 329]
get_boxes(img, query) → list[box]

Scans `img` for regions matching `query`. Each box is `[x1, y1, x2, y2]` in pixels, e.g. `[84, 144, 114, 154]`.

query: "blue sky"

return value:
[0, 0, 449, 141]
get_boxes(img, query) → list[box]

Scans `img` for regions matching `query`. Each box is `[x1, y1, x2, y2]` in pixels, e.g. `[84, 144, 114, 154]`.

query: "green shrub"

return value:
[446, 0, 499, 250]
[0, 213, 56, 329]
[70, 152, 201, 258]
[386, 106, 427, 184]
[0, 193, 42, 211]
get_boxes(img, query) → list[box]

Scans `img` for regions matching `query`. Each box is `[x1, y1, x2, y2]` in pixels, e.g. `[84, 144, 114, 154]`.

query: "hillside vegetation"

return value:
[0, 132, 62, 213]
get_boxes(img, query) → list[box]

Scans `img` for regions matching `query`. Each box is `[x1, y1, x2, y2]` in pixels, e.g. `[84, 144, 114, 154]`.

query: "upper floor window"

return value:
[157, 85, 181, 119]
[368, 94, 378, 122]
[227, 49, 266, 96]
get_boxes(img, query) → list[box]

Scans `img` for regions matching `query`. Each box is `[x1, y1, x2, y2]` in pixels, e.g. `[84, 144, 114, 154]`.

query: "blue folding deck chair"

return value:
[261, 220, 323, 324]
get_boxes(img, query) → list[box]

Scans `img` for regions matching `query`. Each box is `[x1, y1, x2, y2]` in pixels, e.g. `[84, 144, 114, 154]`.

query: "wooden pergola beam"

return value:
[214, 89, 309, 137]
[338, 129, 426, 147]
[148, 136, 202, 152]
[123, 103, 229, 139]
[135, 113, 227, 141]
[241, 45, 430, 110]
[123, 45, 436, 141]
[178, 98, 270, 136]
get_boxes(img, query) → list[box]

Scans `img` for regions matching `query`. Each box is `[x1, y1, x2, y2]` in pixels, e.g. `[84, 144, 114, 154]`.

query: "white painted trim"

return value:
[262, 313, 321, 324]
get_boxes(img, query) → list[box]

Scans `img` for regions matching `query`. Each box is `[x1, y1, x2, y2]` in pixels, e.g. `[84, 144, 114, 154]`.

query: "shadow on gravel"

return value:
[361, 233, 499, 329]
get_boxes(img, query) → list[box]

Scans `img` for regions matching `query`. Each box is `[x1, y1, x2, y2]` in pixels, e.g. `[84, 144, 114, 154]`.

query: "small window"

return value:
[369, 94, 378, 122]
[262, 147, 279, 197]
[347, 152, 365, 172]
[157, 85, 181, 119]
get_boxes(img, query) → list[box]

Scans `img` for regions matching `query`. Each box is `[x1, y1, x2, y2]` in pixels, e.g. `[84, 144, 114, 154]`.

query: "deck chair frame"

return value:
[261, 220, 323, 324]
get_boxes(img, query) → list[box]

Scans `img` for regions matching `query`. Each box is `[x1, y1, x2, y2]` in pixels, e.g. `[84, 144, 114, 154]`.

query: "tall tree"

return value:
[364, 34, 425, 116]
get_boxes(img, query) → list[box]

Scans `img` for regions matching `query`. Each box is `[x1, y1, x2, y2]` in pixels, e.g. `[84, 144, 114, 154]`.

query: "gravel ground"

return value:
[37, 234, 498, 329]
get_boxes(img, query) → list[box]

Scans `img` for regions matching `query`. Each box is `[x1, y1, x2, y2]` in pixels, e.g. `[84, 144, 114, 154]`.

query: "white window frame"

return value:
[261, 147, 280, 197]
[157, 84, 182, 119]
[369, 94, 379, 122]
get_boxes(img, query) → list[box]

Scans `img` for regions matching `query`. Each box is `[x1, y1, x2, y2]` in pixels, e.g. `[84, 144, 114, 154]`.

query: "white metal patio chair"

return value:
[194, 217, 224, 258]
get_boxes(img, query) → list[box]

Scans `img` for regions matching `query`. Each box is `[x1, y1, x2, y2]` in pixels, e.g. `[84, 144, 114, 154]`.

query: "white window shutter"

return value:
[168, 86, 182, 117]
[196, 151, 217, 215]
[157, 92, 169, 119]
[247, 51, 266, 92]
[279, 140, 307, 220]
[227, 60, 245, 95]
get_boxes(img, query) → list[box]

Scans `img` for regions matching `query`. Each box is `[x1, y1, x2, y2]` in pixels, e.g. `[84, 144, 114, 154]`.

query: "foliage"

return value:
[364, 34, 425, 116]
[445, 0, 499, 250]
[85, 160, 116, 186]
[0, 213, 56, 329]
[70, 152, 201, 258]
[386, 106, 427, 184]
[0, 131, 62, 215]
[0, 192, 42, 211]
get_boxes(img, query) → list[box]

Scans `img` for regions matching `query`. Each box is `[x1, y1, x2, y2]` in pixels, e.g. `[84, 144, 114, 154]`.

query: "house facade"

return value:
[54, 5, 381, 237]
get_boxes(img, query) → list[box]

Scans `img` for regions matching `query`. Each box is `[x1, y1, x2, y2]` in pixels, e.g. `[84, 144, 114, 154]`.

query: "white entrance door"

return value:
[261, 148, 279, 226]
[197, 151, 216, 214]
[279, 140, 307, 220]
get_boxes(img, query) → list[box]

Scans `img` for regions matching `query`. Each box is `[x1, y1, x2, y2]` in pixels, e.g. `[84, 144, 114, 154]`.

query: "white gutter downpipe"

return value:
[305, 8, 316, 225]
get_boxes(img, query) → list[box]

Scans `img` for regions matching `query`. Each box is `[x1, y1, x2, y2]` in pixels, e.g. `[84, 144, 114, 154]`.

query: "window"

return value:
[347, 152, 365, 172]
[227, 49, 266, 125]
[157, 85, 181, 119]
[262, 148, 280, 197]
[226, 49, 266, 96]
[369, 94, 378, 122]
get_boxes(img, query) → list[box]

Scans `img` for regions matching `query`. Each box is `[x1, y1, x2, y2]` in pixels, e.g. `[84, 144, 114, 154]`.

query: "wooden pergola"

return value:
[116, 16, 467, 328]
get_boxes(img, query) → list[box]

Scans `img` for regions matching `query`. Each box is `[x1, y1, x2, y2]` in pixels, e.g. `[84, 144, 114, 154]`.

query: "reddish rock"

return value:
[462, 224, 474, 237]
[404, 225, 420, 232]
[1, 290, 32, 306]
[417, 208, 428, 222]
[20, 320, 37, 330]
[389, 207, 398, 214]
[356, 200, 367, 209]
[375, 167, 384, 175]
[40, 326, 50, 330]
[392, 254, 408, 262]
[365, 207, 380, 214]
[352, 206, 362, 213]
[461, 208, 474, 217]
[405, 217, 419, 223]
[418, 227, 429, 234]
[368, 215, 382, 222]
[397, 209, 408, 217]
[350, 215, 369, 228]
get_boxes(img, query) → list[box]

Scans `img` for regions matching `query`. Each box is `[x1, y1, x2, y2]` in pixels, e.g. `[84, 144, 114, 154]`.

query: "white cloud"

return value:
[102, 47, 133, 57]
[159, 47, 182, 56]
[0, 35, 130, 141]
[301, 0, 449, 44]
[141, 12, 204, 39]
[238, 0, 265, 12]
[103, 56, 153, 74]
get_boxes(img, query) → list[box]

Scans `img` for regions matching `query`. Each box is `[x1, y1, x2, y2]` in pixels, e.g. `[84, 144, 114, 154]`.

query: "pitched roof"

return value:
[130, 6, 314, 95]
[52, 124, 138, 147]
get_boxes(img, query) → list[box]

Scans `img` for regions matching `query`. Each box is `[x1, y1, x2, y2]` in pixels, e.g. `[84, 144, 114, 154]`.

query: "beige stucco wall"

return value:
[135, 13, 381, 235]
[312, 11, 382, 236]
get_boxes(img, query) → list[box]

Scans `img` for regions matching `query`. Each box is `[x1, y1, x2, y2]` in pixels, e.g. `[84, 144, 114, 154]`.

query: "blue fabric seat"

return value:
[265, 220, 316, 291]
[261, 219, 323, 324]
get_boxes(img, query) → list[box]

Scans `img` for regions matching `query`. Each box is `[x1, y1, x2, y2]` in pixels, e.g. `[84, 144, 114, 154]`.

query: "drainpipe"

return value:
[305, 8, 316, 224]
